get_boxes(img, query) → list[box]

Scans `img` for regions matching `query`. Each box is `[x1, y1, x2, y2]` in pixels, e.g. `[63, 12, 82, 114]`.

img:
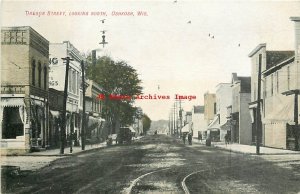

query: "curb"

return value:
[213, 145, 300, 155]
[3, 144, 109, 157]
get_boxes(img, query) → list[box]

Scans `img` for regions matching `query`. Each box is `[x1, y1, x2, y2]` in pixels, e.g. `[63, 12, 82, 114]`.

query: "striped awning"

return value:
[1, 98, 24, 107]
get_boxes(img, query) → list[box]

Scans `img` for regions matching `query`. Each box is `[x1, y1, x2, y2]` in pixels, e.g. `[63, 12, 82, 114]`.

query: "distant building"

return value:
[208, 83, 232, 141]
[133, 107, 143, 136]
[184, 111, 192, 126]
[227, 73, 252, 144]
[1, 26, 49, 154]
[85, 80, 106, 143]
[204, 92, 216, 125]
[191, 106, 206, 137]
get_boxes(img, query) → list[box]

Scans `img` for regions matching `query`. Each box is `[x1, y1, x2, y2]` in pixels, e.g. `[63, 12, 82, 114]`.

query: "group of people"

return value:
[182, 132, 193, 145]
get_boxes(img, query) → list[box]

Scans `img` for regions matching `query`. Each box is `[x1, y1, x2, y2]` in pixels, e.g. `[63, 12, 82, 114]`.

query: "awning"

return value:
[181, 124, 189, 132]
[263, 97, 294, 123]
[50, 110, 60, 118]
[88, 116, 100, 128]
[207, 116, 220, 130]
[220, 120, 231, 131]
[1, 98, 24, 107]
[129, 126, 136, 133]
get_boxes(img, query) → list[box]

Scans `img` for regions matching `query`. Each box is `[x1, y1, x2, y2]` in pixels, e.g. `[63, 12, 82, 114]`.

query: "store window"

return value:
[2, 107, 24, 139]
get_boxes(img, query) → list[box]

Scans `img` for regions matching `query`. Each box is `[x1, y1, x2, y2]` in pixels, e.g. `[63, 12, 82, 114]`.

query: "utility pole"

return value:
[256, 54, 262, 155]
[81, 60, 86, 151]
[173, 103, 176, 136]
[60, 57, 73, 155]
[169, 113, 171, 135]
[294, 90, 299, 150]
[179, 100, 182, 137]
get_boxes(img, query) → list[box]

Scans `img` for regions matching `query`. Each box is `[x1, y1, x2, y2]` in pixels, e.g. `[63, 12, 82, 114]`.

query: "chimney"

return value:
[290, 17, 300, 60]
[290, 17, 300, 89]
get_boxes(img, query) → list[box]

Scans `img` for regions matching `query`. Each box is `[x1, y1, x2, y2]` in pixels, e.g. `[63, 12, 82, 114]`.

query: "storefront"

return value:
[1, 97, 27, 152]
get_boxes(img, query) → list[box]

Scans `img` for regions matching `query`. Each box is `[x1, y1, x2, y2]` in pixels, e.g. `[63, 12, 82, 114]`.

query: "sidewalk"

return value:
[1, 136, 143, 171]
[192, 138, 300, 155]
[28, 142, 108, 156]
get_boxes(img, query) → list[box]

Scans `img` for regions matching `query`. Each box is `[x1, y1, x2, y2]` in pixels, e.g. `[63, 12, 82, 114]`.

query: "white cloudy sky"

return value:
[1, 0, 300, 121]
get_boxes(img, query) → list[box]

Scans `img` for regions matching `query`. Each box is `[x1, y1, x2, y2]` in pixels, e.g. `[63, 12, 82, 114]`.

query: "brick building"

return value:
[1, 26, 49, 154]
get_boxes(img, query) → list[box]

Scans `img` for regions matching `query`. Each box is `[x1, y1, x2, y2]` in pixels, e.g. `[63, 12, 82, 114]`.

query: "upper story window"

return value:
[271, 74, 273, 96]
[32, 59, 36, 86]
[287, 66, 290, 90]
[44, 66, 47, 90]
[38, 62, 42, 88]
[276, 72, 279, 93]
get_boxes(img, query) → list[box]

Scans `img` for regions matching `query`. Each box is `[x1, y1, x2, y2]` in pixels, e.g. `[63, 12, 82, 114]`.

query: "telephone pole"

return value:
[60, 57, 74, 154]
[81, 60, 86, 150]
[256, 54, 262, 155]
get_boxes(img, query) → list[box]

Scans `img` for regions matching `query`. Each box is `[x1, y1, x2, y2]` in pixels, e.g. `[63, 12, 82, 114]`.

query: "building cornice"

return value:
[248, 43, 266, 57]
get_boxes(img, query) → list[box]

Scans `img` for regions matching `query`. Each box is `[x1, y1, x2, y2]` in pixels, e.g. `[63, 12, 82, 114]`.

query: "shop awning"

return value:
[207, 116, 220, 130]
[50, 110, 60, 118]
[263, 97, 294, 123]
[1, 98, 24, 107]
[181, 124, 189, 132]
[88, 116, 100, 128]
[129, 126, 136, 133]
[220, 120, 231, 131]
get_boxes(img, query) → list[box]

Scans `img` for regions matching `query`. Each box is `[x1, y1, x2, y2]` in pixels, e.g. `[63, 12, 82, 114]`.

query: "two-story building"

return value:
[191, 105, 206, 138]
[85, 80, 106, 143]
[208, 83, 232, 141]
[204, 93, 216, 126]
[248, 17, 300, 150]
[227, 73, 252, 144]
[1, 26, 49, 154]
[49, 41, 84, 146]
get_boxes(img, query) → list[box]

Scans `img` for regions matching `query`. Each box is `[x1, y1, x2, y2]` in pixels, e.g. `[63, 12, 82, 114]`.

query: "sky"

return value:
[1, 0, 300, 121]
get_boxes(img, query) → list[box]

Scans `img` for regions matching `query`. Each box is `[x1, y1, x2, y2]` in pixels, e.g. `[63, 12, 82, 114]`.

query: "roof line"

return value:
[248, 43, 266, 57]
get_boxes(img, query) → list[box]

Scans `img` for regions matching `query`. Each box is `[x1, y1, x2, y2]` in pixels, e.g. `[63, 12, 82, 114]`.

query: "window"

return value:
[271, 74, 273, 96]
[213, 102, 216, 114]
[44, 66, 47, 90]
[10, 32, 16, 43]
[2, 107, 24, 139]
[68, 69, 72, 92]
[38, 62, 42, 88]
[32, 59, 36, 86]
[276, 72, 279, 93]
[72, 71, 76, 93]
[287, 66, 290, 90]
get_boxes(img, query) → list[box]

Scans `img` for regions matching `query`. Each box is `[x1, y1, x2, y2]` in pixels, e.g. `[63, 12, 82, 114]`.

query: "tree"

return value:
[142, 114, 151, 135]
[86, 56, 143, 134]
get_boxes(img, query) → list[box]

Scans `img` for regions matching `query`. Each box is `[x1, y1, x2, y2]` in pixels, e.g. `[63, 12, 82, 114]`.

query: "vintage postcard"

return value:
[1, 0, 300, 193]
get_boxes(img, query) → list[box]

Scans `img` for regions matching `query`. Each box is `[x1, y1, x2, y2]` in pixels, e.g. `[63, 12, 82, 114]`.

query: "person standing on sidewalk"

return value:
[198, 132, 202, 143]
[188, 132, 192, 145]
[182, 133, 187, 144]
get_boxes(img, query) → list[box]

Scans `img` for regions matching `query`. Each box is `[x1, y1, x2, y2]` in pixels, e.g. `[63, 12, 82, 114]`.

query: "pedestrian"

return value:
[198, 133, 202, 142]
[188, 132, 192, 145]
[182, 133, 186, 144]
[225, 133, 230, 146]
